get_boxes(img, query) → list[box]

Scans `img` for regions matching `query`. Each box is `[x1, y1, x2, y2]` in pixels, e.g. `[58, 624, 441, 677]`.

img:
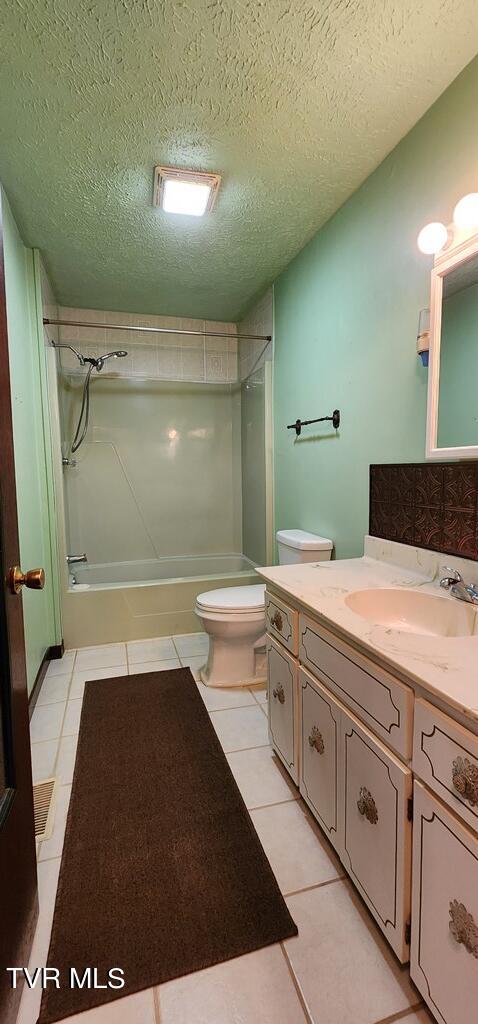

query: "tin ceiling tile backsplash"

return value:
[369, 463, 478, 561]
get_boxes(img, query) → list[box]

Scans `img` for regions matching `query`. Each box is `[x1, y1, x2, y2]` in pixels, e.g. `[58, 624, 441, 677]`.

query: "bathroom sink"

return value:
[344, 588, 478, 638]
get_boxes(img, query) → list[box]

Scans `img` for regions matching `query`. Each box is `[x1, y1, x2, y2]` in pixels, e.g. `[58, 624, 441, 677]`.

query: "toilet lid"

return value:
[196, 584, 265, 613]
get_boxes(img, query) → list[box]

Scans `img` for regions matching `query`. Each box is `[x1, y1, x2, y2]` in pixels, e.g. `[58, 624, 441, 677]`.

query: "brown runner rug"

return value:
[39, 668, 297, 1022]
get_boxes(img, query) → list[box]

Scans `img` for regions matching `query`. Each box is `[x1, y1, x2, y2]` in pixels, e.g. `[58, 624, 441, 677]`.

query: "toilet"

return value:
[196, 529, 333, 688]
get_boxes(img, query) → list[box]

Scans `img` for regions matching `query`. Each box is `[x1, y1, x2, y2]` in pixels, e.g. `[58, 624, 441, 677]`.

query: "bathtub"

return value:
[63, 552, 259, 648]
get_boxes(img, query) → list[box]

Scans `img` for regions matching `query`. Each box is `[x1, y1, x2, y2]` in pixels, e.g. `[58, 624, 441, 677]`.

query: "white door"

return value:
[267, 637, 298, 783]
[300, 667, 342, 853]
[411, 781, 478, 1024]
[342, 708, 412, 961]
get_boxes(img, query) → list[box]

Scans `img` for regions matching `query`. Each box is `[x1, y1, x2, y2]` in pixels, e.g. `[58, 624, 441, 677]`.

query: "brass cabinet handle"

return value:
[449, 900, 478, 957]
[8, 566, 45, 595]
[357, 786, 379, 824]
[271, 609, 283, 631]
[308, 726, 325, 755]
[452, 756, 478, 807]
[272, 683, 285, 704]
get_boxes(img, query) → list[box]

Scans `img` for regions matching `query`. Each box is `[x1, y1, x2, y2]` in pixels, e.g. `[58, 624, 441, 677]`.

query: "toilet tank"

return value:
[276, 529, 333, 565]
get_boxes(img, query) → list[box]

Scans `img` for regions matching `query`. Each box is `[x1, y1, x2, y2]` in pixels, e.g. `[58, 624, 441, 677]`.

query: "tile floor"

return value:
[19, 633, 433, 1024]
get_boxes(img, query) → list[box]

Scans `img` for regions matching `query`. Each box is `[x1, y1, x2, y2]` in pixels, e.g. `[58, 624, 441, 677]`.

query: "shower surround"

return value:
[49, 299, 272, 647]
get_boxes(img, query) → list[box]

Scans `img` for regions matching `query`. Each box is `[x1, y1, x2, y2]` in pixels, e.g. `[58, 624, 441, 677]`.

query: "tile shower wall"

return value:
[238, 289, 273, 382]
[57, 308, 242, 566]
[58, 307, 237, 383]
[370, 462, 478, 560]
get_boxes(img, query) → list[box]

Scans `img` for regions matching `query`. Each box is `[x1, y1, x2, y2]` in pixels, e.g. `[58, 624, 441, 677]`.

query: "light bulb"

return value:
[417, 222, 448, 255]
[453, 193, 478, 230]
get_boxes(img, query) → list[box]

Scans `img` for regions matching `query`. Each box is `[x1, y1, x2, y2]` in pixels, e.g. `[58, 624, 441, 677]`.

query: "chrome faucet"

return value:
[439, 566, 478, 605]
[66, 553, 87, 565]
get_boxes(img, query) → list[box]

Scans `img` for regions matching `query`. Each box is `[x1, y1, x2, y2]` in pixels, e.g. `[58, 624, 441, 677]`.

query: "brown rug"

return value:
[39, 668, 297, 1022]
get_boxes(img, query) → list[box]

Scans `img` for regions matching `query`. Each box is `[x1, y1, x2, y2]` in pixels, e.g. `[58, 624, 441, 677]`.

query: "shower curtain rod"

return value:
[43, 318, 272, 343]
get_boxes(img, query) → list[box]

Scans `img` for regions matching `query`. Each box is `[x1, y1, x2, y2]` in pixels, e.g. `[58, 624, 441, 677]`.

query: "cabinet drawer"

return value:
[299, 667, 341, 852]
[299, 613, 413, 760]
[266, 591, 298, 655]
[267, 637, 299, 784]
[413, 698, 478, 833]
[342, 709, 412, 962]
[411, 782, 478, 1024]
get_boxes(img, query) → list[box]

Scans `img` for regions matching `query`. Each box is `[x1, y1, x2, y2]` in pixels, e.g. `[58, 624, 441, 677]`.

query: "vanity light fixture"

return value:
[452, 192, 478, 230]
[417, 221, 449, 255]
[417, 191, 478, 255]
[153, 166, 221, 216]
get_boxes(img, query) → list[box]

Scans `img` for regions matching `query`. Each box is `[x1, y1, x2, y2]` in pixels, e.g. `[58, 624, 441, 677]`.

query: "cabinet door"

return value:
[342, 709, 412, 962]
[267, 637, 299, 784]
[300, 668, 342, 853]
[411, 782, 478, 1024]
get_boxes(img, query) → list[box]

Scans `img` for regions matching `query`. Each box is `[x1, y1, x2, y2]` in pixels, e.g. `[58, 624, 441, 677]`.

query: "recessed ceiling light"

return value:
[153, 166, 221, 217]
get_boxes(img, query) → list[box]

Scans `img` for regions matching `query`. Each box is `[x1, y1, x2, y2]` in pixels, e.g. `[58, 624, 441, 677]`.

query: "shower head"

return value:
[95, 350, 128, 371]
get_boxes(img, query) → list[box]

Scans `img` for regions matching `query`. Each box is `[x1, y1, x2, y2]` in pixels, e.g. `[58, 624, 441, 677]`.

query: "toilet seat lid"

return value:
[196, 584, 265, 613]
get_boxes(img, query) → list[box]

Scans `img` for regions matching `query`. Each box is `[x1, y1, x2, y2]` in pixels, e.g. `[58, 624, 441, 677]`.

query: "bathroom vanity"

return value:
[257, 538, 478, 1024]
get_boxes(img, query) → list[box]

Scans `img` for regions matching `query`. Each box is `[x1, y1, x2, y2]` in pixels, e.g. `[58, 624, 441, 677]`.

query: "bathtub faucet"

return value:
[66, 553, 88, 565]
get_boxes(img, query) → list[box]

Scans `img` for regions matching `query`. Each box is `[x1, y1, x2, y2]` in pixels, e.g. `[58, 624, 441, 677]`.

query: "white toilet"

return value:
[195, 529, 333, 688]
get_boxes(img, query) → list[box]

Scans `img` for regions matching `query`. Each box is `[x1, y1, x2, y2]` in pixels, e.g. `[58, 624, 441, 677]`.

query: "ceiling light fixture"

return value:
[153, 166, 221, 217]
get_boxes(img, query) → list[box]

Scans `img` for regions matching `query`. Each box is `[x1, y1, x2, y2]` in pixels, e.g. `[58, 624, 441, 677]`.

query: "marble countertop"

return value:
[256, 536, 478, 724]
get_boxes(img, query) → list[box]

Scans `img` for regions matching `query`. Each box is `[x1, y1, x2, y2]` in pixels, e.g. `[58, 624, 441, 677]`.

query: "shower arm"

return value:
[51, 341, 86, 364]
[45, 318, 271, 343]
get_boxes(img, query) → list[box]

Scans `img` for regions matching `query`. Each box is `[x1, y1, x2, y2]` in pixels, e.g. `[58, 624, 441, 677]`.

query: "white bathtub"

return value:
[63, 552, 258, 648]
[70, 553, 255, 588]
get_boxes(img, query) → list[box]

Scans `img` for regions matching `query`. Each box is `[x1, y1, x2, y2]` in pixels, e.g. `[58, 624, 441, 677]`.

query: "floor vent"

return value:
[33, 778, 57, 841]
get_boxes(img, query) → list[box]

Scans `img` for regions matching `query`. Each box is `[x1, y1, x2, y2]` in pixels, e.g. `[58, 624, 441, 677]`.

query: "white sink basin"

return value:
[344, 588, 478, 638]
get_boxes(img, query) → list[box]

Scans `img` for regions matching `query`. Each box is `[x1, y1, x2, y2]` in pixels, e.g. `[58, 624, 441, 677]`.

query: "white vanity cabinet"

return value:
[266, 591, 414, 961]
[411, 782, 478, 1024]
[264, 584, 478, 1013]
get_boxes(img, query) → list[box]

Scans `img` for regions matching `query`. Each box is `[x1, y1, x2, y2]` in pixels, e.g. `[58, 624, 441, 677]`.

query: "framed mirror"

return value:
[426, 230, 478, 459]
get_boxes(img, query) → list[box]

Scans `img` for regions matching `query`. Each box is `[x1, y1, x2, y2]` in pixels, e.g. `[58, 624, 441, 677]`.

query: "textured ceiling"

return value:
[1, 2, 478, 320]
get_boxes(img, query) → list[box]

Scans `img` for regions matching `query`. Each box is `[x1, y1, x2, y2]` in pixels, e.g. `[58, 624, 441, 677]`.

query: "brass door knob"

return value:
[8, 566, 45, 595]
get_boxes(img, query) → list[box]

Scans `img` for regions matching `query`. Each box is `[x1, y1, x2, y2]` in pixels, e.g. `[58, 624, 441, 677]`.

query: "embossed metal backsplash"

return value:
[369, 463, 478, 561]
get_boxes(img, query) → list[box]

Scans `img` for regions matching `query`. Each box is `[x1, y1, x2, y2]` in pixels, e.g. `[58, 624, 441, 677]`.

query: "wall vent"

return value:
[33, 778, 57, 841]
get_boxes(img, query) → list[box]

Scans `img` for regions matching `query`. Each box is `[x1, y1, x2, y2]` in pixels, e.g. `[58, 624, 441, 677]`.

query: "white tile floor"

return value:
[20, 633, 432, 1024]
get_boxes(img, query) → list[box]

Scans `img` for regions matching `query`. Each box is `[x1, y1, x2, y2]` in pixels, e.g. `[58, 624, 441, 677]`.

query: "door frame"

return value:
[0, 189, 39, 1024]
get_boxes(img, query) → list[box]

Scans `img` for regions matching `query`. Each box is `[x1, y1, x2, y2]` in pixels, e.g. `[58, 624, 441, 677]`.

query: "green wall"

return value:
[438, 281, 478, 448]
[3, 190, 58, 692]
[273, 56, 478, 559]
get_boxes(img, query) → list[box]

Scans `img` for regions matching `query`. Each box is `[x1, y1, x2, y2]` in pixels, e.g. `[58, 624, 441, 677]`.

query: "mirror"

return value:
[426, 233, 478, 458]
